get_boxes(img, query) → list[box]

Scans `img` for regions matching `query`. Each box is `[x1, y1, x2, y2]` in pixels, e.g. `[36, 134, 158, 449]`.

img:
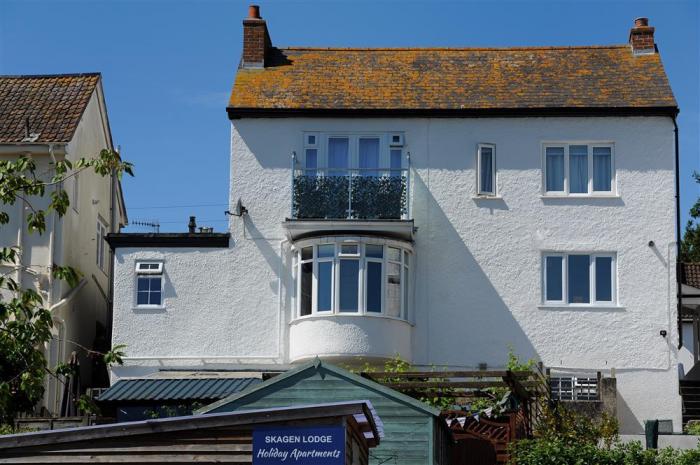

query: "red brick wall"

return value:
[242, 19, 270, 66]
[629, 27, 655, 53]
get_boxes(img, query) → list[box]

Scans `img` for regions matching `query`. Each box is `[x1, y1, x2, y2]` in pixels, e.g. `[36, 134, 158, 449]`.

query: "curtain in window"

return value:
[545, 147, 565, 191]
[328, 137, 349, 176]
[390, 149, 402, 177]
[480, 147, 494, 194]
[359, 138, 380, 177]
[593, 147, 612, 191]
[569, 145, 588, 193]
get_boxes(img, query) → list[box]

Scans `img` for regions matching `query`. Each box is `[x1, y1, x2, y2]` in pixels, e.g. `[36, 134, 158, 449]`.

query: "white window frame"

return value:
[135, 261, 164, 308]
[96, 217, 108, 272]
[476, 143, 497, 196]
[301, 132, 406, 174]
[542, 142, 615, 196]
[293, 238, 412, 321]
[542, 252, 617, 307]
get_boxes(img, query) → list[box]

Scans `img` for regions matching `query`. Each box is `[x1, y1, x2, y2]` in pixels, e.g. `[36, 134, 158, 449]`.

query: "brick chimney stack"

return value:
[242, 4, 271, 68]
[629, 17, 656, 55]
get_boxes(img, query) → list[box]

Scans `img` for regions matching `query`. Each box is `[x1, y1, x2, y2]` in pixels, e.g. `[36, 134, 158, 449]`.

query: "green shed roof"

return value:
[98, 377, 261, 402]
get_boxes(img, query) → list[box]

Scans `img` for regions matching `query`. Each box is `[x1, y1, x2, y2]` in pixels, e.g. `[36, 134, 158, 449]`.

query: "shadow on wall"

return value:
[616, 391, 644, 434]
[412, 171, 540, 367]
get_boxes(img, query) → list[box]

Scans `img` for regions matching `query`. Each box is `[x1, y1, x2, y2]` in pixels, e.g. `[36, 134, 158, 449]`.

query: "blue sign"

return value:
[253, 425, 345, 464]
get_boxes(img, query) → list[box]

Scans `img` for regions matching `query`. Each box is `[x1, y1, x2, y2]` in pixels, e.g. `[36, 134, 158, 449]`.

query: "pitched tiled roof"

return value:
[681, 263, 700, 290]
[0, 73, 100, 143]
[228, 46, 677, 116]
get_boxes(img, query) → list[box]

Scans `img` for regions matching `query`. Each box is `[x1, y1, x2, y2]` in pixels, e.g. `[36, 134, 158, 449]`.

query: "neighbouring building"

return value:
[107, 9, 681, 433]
[0, 73, 127, 414]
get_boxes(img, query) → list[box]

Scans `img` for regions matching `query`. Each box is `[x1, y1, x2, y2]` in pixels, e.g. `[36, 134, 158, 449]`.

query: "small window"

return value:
[96, 218, 108, 271]
[543, 253, 616, 306]
[135, 262, 163, 307]
[477, 144, 496, 196]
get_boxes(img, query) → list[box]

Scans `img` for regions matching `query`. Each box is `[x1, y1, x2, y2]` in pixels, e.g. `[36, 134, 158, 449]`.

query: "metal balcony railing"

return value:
[291, 155, 410, 220]
[550, 376, 600, 401]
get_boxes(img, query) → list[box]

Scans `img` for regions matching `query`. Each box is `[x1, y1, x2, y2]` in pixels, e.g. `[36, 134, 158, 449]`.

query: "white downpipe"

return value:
[48, 278, 87, 313]
[278, 239, 289, 360]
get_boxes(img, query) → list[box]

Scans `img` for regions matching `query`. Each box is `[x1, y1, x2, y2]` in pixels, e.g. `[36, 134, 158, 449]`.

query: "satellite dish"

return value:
[233, 198, 248, 217]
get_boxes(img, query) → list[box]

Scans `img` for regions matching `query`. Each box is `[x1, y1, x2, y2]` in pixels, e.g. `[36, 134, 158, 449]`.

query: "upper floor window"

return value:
[96, 218, 108, 271]
[543, 253, 616, 306]
[294, 238, 411, 320]
[302, 133, 405, 176]
[477, 144, 496, 196]
[543, 143, 614, 196]
[135, 261, 163, 307]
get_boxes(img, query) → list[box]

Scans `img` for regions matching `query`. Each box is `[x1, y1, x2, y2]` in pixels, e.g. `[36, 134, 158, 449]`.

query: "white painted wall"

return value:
[112, 115, 680, 432]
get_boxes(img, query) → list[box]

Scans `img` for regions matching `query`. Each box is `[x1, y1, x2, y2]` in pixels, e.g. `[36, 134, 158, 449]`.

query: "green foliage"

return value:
[684, 421, 700, 435]
[510, 402, 700, 465]
[0, 149, 133, 424]
[76, 394, 100, 416]
[680, 171, 700, 262]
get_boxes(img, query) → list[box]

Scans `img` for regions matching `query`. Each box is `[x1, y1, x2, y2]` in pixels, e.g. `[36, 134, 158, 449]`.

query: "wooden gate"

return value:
[450, 438, 497, 465]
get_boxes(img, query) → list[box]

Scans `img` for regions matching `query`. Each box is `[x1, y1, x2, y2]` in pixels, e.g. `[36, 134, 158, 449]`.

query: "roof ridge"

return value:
[278, 45, 630, 52]
[0, 72, 101, 79]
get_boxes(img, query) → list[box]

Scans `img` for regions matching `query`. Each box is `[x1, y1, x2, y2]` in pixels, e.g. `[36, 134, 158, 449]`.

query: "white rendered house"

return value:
[108, 11, 681, 433]
[0, 73, 127, 414]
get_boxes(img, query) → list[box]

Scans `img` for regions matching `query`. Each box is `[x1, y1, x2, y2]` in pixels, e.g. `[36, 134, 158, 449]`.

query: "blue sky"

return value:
[1, 0, 698, 232]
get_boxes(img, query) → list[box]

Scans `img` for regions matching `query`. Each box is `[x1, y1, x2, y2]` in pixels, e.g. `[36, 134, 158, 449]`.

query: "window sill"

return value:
[538, 305, 625, 312]
[472, 195, 503, 200]
[290, 312, 414, 327]
[132, 305, 166, 312]
[540, 194, 621, 199]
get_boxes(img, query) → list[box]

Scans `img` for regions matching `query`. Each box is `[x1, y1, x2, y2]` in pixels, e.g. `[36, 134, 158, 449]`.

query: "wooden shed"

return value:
[0, 401, 380, 464]
[199, 360, 452, 465]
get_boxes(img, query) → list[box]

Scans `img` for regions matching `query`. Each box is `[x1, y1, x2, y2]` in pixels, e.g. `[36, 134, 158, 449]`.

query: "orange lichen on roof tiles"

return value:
[0, 73, 100, 143]
[228, 46, 677, 111]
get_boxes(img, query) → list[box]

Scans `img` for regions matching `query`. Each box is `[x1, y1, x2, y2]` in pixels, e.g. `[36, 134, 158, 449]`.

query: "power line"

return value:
[128, 203, 229, 210]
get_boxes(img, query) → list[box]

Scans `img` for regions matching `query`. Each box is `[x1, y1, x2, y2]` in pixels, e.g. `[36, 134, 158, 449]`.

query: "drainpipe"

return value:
[106, 157, 118, 344]
[674, 116, 681, 350]
[47, 144, 58, 307]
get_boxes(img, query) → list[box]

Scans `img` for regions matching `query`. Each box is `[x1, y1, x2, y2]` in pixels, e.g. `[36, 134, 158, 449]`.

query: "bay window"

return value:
[543, 143, 614, 195]
[543, 253, 616, 306]
[294, 238, 412, 320]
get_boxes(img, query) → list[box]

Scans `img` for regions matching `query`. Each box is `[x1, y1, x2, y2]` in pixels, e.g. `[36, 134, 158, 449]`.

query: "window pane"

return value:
[300, 262, 312, 316]
[137, 292, 149, 305]
[387, 263, 401, 317]
[339, 260, 359, 312]
[545, 147, 565, 191]
[593, 147, 612, 191]
[366, 262, 382, 313]
[149, 291, 162, 306]
[305, 148, 317, 175]
[317, 261, 333, 312]
[149, 277, 161, 291]
[568, 255, 591, 303]
[404, 251, 409, 266]
[388, 247, 401, 262]
[359, 138, 380, 177]
[328, 137, 349, 176]
[479, 147, 494, 194]
[545, 256, 563, 301]
[366, 244, 383, 258]
[301, 246, 313, 261]
[595, 256, 613, 302]
[569, 145, 588, 194]
[390, 149, 402, 176]
[318, 244, 334, 258]
[341, 244, 358, 255]
[307, 135, 316, 145]
[137, 277, 149, 292]
[403, 265, 409, 319]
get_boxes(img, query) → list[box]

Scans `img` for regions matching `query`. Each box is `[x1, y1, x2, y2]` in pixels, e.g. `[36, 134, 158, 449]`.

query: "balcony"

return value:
[292, 168, 410, 221]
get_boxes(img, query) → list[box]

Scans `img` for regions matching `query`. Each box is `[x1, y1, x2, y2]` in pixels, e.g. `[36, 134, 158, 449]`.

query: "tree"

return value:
[0, 150, 133, 427]
[681, 172, 700, 262]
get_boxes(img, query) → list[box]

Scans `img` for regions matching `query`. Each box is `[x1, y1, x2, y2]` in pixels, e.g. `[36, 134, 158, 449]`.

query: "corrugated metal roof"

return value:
[98, 377, 261, 402]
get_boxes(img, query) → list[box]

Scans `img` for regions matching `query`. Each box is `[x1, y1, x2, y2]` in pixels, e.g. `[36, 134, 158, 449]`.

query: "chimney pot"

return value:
[634, 17, 649, 27]
[248, 5, 260, 19]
